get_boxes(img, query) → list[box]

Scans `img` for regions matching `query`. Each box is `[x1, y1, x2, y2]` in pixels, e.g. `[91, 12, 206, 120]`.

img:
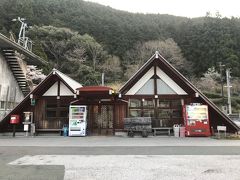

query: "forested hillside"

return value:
[0, 0, 240, 90]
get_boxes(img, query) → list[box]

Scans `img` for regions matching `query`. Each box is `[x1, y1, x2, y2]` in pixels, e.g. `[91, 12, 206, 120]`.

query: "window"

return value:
[158, 100, 170, 108]
[143, 99, 154, 108]
[129, 109, 141, 117]
[129, 99, 141, 108]
[143, 109, 154, 117]
[0, 101, 5, 109]
[129, 98, 154, 117]
[128, 98, 183, 126]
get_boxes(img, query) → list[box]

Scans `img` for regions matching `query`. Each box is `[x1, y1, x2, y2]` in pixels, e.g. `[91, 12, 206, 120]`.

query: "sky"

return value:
[85, 0, 240, 18]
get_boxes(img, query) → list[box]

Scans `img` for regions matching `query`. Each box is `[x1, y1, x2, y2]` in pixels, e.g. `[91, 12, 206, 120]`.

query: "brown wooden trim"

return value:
[123, 95, 189, 100]
[57, 80, 60, 96]
[154, 61, 157, 95]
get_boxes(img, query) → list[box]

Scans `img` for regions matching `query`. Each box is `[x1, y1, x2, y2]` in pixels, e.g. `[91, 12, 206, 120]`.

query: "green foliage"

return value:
[28, 25, 107, 85]
[203, 92, 222, 99]
[1, 0, 240, 86]
[123, 38, 193, 80]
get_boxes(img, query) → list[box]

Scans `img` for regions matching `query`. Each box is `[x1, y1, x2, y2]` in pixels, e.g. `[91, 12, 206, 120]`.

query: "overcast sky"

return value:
[85, 0, 240, 18]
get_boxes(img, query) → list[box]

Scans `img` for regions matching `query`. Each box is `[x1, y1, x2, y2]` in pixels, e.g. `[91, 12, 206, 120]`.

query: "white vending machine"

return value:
[69, 105, 87, 136]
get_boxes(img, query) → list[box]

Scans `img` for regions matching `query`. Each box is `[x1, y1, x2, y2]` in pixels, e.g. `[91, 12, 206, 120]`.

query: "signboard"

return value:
[24, 124, 29, 131]
[10, 115, 20, 124]
[217, 126, 226, 131]
[186, 105, 208, 120]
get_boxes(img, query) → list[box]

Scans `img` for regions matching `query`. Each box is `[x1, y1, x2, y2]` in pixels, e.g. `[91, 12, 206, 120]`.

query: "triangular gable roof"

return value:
[0, 69, 82, 124]
[119, 51, 239, 132]
[53, 69, 82, 93]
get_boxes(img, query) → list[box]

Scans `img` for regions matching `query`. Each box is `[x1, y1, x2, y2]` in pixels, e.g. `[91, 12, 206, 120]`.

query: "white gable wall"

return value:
[43, 82, 58, 96]
[156, 67, 187, 95]
[126, 67, 154, 95]
[60, 82, 74, 96]
[43, 81, 74, 96]
[125, 66, 187, 95]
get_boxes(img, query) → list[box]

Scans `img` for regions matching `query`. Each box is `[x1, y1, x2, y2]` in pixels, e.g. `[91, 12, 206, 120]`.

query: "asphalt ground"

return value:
[1, 136, 240, 179]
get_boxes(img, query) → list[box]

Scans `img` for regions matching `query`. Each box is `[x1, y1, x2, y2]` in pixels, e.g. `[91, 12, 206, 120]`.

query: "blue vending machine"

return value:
[69, 105, 87, 136]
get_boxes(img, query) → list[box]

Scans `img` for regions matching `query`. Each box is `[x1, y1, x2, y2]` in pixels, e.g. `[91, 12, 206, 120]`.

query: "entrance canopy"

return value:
[76, 86, 116, 100]
[77, 86, 114, 95]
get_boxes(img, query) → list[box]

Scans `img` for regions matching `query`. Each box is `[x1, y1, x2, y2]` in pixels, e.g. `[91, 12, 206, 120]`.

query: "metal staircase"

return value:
[2, 49, 30, 95]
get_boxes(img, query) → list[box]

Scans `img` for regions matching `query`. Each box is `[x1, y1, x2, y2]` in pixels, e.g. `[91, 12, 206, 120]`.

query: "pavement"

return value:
[1, 136, 240, 180]
[9, 155, 240, 180]
[1, 135, 240, 147]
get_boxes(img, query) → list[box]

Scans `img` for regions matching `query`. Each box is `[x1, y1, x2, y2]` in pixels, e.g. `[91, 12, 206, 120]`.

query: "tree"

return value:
[28, 25, 113, 85]
[99, 55, 122, 83]
[195, 67, 221, 93]
[123, 38, 193, 80]
[78, 34, 105, 71]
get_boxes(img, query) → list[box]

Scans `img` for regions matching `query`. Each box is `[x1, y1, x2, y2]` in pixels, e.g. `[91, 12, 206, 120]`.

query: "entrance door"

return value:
[88, 105, 113, 135]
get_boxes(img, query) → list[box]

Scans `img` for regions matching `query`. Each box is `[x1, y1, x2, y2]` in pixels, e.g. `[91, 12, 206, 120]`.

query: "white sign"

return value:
[24, 124, 29, 131]
[217, 126, 226, 131]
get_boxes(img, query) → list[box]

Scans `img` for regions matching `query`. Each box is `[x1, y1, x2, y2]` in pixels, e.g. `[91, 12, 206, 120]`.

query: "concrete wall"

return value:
[0, 53, 24, 120]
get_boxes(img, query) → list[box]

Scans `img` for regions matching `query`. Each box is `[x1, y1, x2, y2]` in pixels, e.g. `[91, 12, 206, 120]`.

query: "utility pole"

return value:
[225, 69, 232, 114]
[218, 62, 225, 98]
[101, 73, 105, 86]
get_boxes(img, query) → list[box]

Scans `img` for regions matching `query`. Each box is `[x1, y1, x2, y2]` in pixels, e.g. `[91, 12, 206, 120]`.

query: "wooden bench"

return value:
[152, 127, 173, 136]
[36, 129, 62, 135]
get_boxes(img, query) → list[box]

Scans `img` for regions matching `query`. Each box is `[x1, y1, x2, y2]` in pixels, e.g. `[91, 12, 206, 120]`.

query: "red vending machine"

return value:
[183, 104, 211, 137]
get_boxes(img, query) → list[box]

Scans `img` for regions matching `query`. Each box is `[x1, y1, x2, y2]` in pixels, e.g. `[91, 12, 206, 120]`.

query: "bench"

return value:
[152, 127, 173, 136]
[36, 129, 62, 135]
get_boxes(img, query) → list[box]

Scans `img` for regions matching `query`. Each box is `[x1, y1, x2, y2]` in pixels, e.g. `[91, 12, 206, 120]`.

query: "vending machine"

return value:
[183, 104, 211, 137]
[69, 105, 87, 136]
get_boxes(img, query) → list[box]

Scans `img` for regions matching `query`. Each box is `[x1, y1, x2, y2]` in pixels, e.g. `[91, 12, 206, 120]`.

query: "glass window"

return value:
[157, 79, 176, 94]
[0, 101, 5, 109]
[129, 109, 141, 117]
[136, 79, 154, 95]
[143, 99, 154, 108]
[129, 99, 141, 108]
[143, 109, 154, 117]
[157, 109, 171, 119]
[171, 99, 181, 108]
[158, 100, 170, 108]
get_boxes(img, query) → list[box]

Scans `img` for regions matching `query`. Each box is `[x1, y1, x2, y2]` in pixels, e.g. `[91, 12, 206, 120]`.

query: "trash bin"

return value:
[179, 126, 185, 137]
[30, 123, 35, 136]
[62, 125, 68, 137]
[173, 124, 180, 137]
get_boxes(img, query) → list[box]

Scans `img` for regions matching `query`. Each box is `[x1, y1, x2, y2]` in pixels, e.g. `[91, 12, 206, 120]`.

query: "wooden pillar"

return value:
[113, 98, 116, 135]
[154, 62, 158, 119]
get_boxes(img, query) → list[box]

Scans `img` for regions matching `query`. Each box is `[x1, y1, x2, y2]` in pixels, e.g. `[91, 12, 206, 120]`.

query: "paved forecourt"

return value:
[9, 155, 240, 180]
[1, 135, 240, 147]
[2, 136, 240, 180]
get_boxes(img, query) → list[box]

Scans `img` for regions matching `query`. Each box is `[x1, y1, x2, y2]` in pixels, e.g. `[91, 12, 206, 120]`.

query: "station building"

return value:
[0, 51, 239, 135]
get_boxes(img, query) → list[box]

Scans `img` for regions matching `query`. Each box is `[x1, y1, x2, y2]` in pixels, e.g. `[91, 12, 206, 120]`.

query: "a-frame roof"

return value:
[119, 51, 239, 132]
[0, 69, 82, 124]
